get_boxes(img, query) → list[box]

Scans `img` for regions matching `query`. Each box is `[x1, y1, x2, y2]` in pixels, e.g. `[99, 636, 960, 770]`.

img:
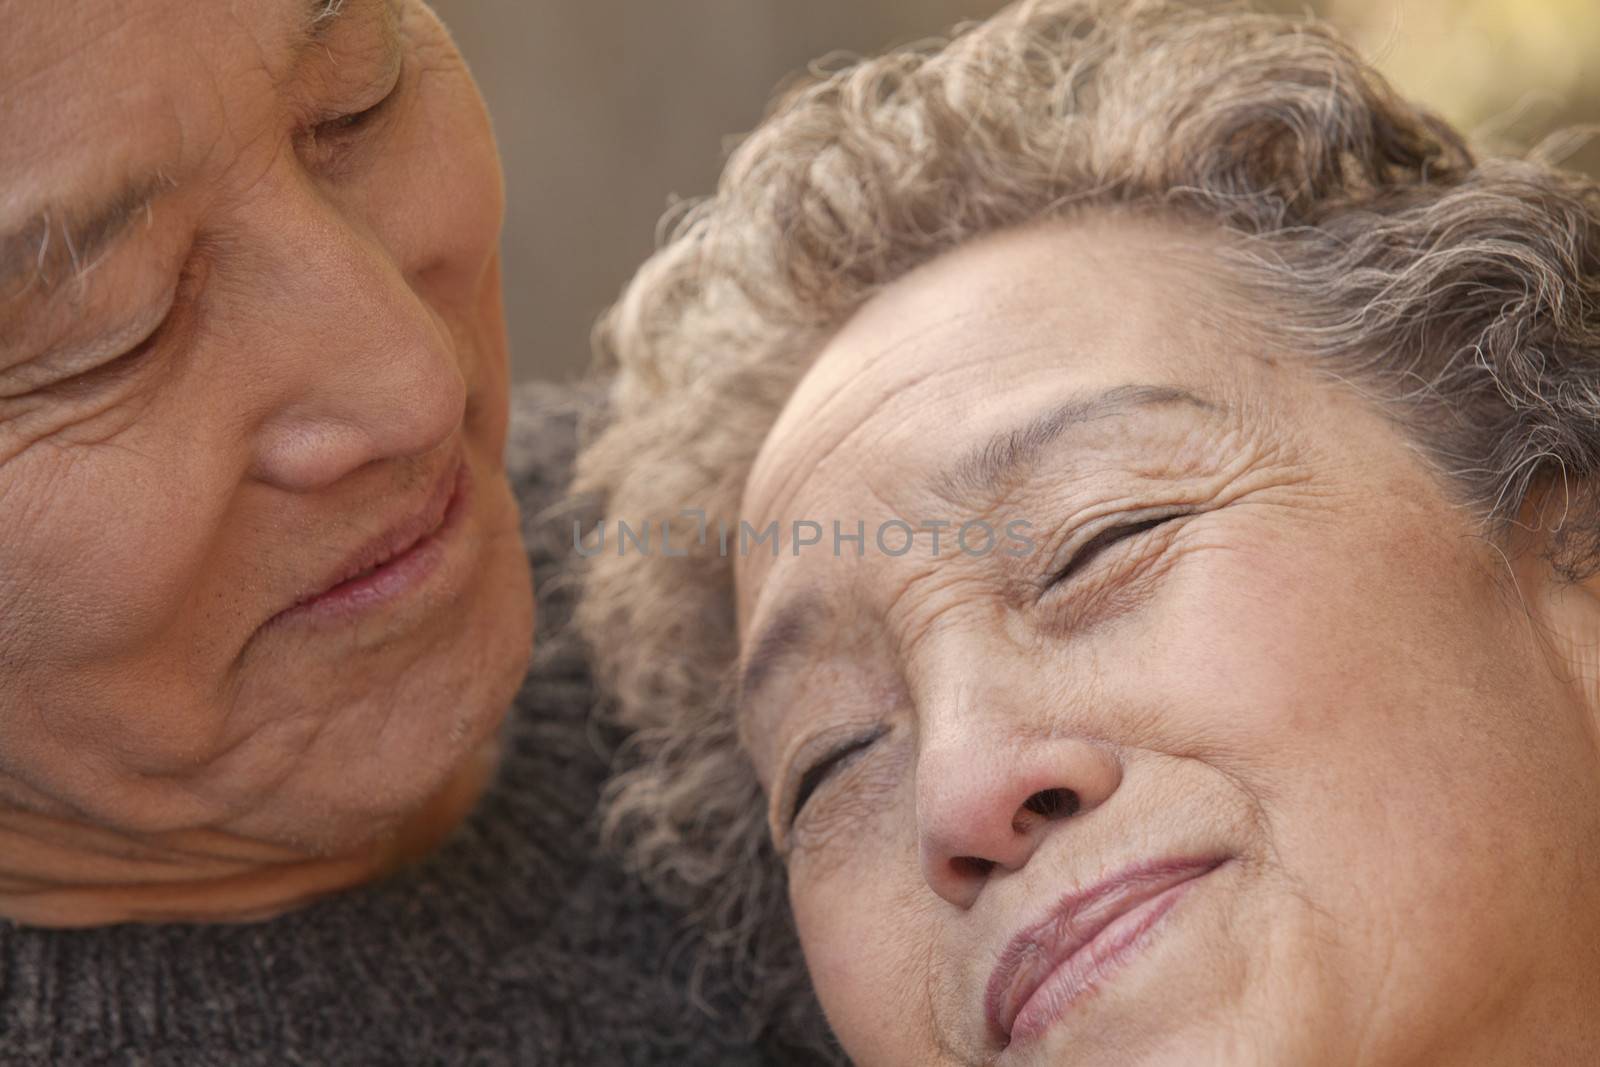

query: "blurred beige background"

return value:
[431, 0, 1600, 383]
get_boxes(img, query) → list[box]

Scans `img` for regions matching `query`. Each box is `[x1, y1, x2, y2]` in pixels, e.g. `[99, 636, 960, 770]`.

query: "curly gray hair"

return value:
[573, 0, 1600, 1051]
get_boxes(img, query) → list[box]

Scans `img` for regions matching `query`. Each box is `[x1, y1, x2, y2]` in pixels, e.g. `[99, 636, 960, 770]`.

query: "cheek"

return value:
[0, 441, 250, 814]
[0, 430, 223, 673]
[458, 255, 511, 459]
[1144, 513, 1600, 999]
[790, 824, 943, 1066]
[376, 15, 504, 303]
[383, 14, 508, 431]
[1147, 509, 1530, 801]
[792, 877, 916, 1065]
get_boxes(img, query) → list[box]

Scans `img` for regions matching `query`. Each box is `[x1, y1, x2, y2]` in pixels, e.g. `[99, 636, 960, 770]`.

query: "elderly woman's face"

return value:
[0, 0, 530, 898]
[735, 220, 1600, 1064]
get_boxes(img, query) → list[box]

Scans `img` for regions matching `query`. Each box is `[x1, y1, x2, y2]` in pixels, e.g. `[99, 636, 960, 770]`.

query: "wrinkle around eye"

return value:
[0, 380, 160, 469]
[782, 724, 909, 871]
[300, 46, 406, 171]
[1047, 511, 1187, 590]
[786, 723, 889, 829]
[0, 276, 200, 464]
[1039, 510, 1197, 633]
[0, 288, 177, 403]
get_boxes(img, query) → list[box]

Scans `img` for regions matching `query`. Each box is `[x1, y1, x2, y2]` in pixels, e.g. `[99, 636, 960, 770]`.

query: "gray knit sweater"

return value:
[0, 384, 832, 1067]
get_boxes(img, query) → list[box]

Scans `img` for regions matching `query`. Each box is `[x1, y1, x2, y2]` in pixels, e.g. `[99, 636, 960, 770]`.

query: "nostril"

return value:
[1022, 787, 1080, 820]
[951, 856, 996, 880]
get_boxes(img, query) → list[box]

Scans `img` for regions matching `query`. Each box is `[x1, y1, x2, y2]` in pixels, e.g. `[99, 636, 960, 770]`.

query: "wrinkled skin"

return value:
[736, 219, 1600, 1065]
[0, 0, 532, 924]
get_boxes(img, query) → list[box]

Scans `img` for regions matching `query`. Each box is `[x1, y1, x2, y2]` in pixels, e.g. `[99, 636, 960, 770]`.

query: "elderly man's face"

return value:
[735, 220, 1600, 1064]
[0, 0, 531, 918]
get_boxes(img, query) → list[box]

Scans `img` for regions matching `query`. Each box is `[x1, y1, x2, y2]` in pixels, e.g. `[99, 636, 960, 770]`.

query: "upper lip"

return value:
[983, 854, 1226, 1046]
[278, 451, 464, 615]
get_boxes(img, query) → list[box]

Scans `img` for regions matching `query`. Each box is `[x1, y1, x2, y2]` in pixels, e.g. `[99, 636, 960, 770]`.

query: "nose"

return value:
[916, 728, 1123, 909]
[245, 185, 467, 492]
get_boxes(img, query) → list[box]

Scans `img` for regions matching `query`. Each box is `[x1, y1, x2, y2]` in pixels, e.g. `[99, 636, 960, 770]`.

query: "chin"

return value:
[231, 481, 535, 853]
[353, 508, 536, 836]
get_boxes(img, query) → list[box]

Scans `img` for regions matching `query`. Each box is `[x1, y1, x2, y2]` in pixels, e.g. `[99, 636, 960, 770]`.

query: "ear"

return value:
[1510, 489, 1600, 726]
[1532, 569, 1600, 719]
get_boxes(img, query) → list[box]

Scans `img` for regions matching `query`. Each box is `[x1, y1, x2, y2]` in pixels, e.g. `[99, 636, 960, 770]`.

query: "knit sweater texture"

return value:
[0, 383, 831, 1067]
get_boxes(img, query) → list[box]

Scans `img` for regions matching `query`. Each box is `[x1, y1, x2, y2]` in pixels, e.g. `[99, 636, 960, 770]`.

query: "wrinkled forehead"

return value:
[734, 217, 1248, 623]
[0, 0, 398, 307]
[3, 0, 326, 163]
[0, 0, 400, 198]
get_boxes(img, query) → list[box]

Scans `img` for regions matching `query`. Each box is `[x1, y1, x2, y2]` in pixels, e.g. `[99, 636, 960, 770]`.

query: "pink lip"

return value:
[984, 855, 1227, 1048]
[269, 455, 471, 626]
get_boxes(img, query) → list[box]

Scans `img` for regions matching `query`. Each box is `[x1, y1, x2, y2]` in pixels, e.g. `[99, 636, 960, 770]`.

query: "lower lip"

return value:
[1008, 866, 1215, 1046]
[274, 462, 472, 626]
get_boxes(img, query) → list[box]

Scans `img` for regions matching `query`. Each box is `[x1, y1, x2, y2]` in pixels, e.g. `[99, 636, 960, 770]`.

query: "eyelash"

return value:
[787, 725, 888, 830]
[320, 96, 388, 135]
[1047, 511, 1184, 589]
[41, 269, 196, 397]
[38, 326, 163, 400]
[776, 517, 1184, 838]
[314, 69, 403, 141]
[323, 99, 385, 135]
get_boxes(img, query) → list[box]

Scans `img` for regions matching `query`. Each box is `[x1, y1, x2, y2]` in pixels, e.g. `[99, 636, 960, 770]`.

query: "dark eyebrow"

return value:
[937, 384, 1222, 503]
[0, 172, 174, 307]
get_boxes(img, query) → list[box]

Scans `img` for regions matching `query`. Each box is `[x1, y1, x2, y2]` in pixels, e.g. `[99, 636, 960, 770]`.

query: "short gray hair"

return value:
[574, 0, 1600, 1049]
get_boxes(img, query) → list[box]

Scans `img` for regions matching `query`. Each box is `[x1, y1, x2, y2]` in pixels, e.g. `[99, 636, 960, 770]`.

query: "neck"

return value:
[0, 737, 500, 928]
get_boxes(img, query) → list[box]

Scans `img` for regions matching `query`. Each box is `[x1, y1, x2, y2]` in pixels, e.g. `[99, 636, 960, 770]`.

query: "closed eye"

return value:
[33, 267, 196, 398]
[788, 726, 888, 829]
[318, 91, 393, 136]
[315, 66, 403, 139]
[1048, 513, 1182, 587]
